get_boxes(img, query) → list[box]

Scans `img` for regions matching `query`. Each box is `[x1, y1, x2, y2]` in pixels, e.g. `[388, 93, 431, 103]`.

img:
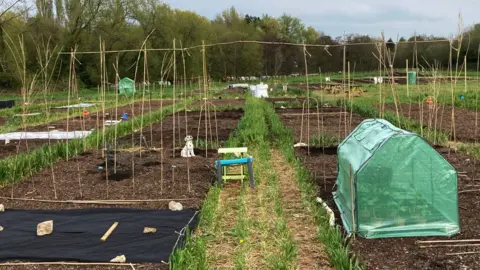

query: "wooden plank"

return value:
[223, 175, 247, 180]
[100, 222, 119, 242]
[218, 147, 248, 154]
[280, 112, 348, 116]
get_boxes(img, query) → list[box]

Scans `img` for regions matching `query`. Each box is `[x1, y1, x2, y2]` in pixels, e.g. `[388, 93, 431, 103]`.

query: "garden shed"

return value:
[334, 119, 459, 239]
[119, 77, 135, 95]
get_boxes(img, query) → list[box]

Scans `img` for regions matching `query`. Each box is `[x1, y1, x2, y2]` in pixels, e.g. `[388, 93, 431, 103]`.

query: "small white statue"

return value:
[181, 135, 195, 157]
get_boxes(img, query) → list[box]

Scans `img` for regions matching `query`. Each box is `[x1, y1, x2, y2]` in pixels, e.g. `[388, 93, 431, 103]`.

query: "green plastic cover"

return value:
[119, 77, 135, 95]
[334, 119, 459, 239]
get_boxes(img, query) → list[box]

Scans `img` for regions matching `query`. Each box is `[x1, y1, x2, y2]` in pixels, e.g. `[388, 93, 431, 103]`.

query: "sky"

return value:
[163, 0, 478, 39]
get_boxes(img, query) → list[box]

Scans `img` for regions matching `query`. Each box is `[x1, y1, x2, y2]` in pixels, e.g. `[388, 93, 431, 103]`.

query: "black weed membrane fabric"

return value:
[0, 100, 14, 109]
[0, 208, 199, 263]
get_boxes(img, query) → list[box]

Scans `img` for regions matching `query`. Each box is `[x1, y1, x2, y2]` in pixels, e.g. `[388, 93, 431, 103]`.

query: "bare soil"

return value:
[0, 100, 175, 159]
[0, 109, 243, 269]
[0, 109, 243, 209]
[276, 107, 364, 142]
[191, 98, 245, 107]
[383, 103, 480, 142]
[116, 109, 243, 150]
[296, 146, 480, 270]
[278, 108, 480, 269]
[222, 87, 246, 96]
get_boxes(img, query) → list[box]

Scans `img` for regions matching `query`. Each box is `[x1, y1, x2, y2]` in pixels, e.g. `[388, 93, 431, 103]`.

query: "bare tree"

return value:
[0, 0, 31, 72]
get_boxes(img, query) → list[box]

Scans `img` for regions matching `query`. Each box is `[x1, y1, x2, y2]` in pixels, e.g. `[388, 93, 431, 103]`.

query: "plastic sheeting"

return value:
[55, 103, 95, 109]
[229, 83, 249, 88]
[14, 113, 41, 116]
[334, 119, 459, 239]
[0, 208, 199, 263]
[0, 131, 92, 140]
[0, 100, 15, 109]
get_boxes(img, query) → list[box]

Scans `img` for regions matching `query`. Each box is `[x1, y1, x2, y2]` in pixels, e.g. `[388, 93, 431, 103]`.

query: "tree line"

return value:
[0, 0, 479, 90]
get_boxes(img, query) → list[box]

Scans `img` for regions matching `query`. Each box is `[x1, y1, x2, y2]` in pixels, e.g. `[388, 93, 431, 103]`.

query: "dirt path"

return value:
[271, 149, 332, 269]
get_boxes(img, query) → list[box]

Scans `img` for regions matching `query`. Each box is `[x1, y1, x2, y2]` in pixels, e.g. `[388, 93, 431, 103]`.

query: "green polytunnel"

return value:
[333, 118, 459, 239]
[118, 77, 136, 95]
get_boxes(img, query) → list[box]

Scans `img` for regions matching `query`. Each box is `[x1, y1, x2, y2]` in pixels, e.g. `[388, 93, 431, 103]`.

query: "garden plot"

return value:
[276, 106, 364, 144]
[191, 98, 245, 107]
[0, 100, 175, 159]
[383, 103, 480, 142]
[117, 109, 244, 150]
[265, 97, 307, 104]
[0, 108, 242, 210]
[0, 108, 243, 269]
[295, 145, 480, 269]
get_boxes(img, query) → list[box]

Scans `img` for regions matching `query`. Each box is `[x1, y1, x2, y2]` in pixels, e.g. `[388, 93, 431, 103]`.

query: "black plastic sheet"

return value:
[0, 100, 14, 109]
[0, 208, 198, 263]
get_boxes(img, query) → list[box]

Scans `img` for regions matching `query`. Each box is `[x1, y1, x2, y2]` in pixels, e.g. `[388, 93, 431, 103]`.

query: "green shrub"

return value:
[0, 72, 21, 90]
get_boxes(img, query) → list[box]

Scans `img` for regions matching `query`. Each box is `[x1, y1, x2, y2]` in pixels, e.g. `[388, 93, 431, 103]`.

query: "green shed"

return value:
[407, 71, 417, 85]
[334, 119, 459, 239]
[119, 77, 135, 95]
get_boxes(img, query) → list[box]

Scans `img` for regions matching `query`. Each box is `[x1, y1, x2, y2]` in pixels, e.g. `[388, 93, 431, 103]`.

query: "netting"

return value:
[334, 119, 459, 239]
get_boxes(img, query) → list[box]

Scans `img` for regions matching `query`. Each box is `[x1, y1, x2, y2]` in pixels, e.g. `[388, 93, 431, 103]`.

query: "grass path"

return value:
[242, 149, 292, 269]
[205, 183, 242, 268]
[271, 149, 332, 270]
[203, 148, 331, 269]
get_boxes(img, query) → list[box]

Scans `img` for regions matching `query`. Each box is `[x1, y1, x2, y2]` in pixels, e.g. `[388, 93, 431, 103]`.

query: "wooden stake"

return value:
[114, 54, 120, 174]
[349, 164, 356, 239]
[342, 44, 347, 137]
[420, 244, 480, 248]
[0, 196, 196, 204]
[378, 41, 383, 118]
[100, 222, 119, 242]
[417, 239, 480, 244]
[173, 39, 176, 158]
[0, 262, 138, 266]
[202, 40, 208, 158]
[139, 41, 148, 158]
[348, 61, 352, 131]
[180, 41, 190, 192]
[447, 251, 480, 256]
[406, 59, 409, 98]
[303, 43, 310, 154]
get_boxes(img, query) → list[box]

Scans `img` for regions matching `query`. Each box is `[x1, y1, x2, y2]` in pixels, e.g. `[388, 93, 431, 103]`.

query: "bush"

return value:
[0, 72, 21, 90]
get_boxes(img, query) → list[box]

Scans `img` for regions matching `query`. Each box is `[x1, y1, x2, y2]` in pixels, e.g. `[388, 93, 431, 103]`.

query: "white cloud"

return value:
[163, 0, 478, 38]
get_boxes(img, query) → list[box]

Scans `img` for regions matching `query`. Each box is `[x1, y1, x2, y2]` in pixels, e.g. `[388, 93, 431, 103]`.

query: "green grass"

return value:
[349, 80, 480, 111]
[169, 186, 221, 269]
[233, 184, 248, 269]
